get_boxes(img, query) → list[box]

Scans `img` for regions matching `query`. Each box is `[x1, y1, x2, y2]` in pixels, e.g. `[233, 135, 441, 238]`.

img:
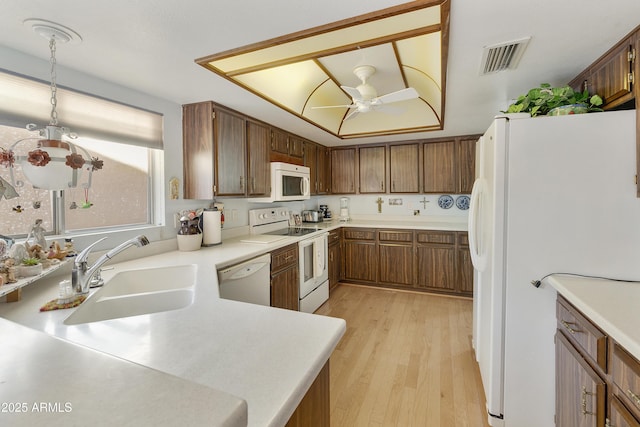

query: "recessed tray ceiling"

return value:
[196, 0, 449, 139]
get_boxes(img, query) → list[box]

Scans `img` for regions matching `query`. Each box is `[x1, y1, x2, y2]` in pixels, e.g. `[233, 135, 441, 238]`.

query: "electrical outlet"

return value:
[413, 210, 420, 216]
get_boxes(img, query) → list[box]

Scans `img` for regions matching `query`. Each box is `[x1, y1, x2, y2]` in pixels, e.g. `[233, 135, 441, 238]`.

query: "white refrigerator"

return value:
[468, 110, 640, 427]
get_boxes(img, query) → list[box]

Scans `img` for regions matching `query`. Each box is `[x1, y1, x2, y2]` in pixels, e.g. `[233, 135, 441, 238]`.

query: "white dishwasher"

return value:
[217, 253, 271, 306]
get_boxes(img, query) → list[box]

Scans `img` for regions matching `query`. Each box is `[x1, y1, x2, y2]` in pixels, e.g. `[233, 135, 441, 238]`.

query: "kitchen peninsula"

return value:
[0, 240, 346, 427]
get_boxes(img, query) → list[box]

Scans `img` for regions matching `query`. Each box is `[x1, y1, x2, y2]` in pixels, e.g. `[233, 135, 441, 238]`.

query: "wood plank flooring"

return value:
[315, 284, 490, 427]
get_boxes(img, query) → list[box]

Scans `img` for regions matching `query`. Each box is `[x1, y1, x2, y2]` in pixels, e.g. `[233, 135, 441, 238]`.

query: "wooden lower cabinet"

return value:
[556, 295, 640, 427]
[343, 239, 377, 283]
[328, 229, 341, 292]
[416, 244, 456, 292]
[610, 395, 640, 427]
[340, 228, 472, 297]
[270, 244, 299, 311]
[555, 331, 606, 427]
[285, 361, 330, 427]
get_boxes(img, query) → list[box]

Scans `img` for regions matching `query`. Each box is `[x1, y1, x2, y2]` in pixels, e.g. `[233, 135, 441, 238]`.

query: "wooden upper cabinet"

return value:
[183, 101, 215, 199]
[246, 120, 270, 197]
[271, 128, 304, 163]
[569, 29, 637, 110]
[331, 148, 356, 194]
[358, 146, 386, 193]
[271, 129, 290, 154]
[215, 108, 246, 196]
[317, 146, 331, 195]
[458, 138, 477, 194]
[423, 138, 477, 194]
[423, 140, 456, 193]
[289, 135, 305, 158]
[389, 143, 419, 193]
[304, 141, 318, 195]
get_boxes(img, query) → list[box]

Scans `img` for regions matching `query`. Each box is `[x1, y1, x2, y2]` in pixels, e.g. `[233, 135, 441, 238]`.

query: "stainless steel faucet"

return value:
[72, 235, 150, 294]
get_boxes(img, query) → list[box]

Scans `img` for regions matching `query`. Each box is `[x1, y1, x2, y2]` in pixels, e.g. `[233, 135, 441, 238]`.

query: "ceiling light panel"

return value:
[196, 0, 450, 139]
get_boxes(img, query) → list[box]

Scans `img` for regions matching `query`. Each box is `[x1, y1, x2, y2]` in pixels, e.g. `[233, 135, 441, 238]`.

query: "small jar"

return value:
[58, 279, 74, 304]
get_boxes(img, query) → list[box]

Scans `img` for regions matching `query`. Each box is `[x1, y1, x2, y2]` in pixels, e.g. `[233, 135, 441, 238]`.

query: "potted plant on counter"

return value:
[19, 257, 43, 277]
[503, 83, 603, 117]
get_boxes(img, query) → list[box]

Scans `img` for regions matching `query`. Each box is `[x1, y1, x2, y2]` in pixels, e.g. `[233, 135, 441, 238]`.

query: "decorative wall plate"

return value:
[456, 195, 470, 210]
[438, 195, 454, 209]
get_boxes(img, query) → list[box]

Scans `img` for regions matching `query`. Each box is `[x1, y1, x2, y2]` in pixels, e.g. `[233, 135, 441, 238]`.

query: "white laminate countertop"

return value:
[0, 218, 465, 426]
[0, 232, 347, 427]
[545, 275, 640, 361]
[0, 318, 247, 427]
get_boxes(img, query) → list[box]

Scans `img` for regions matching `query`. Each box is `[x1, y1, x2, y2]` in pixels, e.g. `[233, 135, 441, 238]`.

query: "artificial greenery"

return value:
[503, 83, 603, 117]
[21, 257, 41, 266]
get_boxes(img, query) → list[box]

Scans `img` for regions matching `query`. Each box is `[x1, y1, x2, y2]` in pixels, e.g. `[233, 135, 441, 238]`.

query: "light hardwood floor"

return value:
[315, 284, 490, 427]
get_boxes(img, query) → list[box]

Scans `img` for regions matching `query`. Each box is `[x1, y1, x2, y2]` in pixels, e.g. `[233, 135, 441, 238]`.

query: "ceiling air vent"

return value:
[480, 37, 531, 75]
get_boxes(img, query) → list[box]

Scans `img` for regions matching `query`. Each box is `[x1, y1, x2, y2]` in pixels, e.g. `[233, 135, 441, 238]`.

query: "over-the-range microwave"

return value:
[251, 162, 310, 203]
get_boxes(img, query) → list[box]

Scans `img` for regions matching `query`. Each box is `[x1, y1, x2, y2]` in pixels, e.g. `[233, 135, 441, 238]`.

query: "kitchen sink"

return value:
[64, 264, 197, 325]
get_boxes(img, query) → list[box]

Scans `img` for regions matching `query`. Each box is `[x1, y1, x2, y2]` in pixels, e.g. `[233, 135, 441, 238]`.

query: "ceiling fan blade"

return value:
[311, 104, 356, 109]
[344, 109, 360, 121]
[375, 87, 419, 105]
[341, 85, 363, 101]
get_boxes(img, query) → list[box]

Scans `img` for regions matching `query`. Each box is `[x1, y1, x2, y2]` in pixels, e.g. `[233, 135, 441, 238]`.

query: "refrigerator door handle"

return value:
[468, 178, 487, 272]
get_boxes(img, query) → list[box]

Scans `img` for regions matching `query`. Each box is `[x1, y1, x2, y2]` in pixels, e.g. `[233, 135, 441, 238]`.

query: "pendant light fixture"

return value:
[0, 19, 103, 191]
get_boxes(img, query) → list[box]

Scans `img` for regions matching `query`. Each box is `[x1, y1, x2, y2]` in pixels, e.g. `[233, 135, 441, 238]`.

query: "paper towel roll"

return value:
[202, 209, 222, 246]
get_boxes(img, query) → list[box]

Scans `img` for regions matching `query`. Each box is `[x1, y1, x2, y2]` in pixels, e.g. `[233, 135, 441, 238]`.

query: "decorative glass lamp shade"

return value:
[17, 125, 87, 190]
[21, 141, 75, 190]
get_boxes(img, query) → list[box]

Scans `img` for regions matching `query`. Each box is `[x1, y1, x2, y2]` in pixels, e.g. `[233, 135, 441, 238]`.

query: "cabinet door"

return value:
[343, 240, 376, 282]
[271, 129, 290, 155]
[389, 143, 419, 193]
[182, 102, 215, 199]
[457, 246, 473, 296]
[247, 120, 270, 196]
[304, 142, 318, 195]
[358, 146, 386, 193]
[331, 148, 356, 194]
[271, 266, 299, 311]
[328, 242, 341, 292]
[378, 244, 413, 287]
[457, 232, 473, 297]
[555, 331, 606, 427]
[590, 42, 634, 109]
[610, 395, 640, 427]
[317, 146, 331, 194]
[423, 140, 456, 193]
[289, 135, 305, 159]
[215, 109, 246, 196]
[416, 244, 455, 292]
[458, 138, 477, 194]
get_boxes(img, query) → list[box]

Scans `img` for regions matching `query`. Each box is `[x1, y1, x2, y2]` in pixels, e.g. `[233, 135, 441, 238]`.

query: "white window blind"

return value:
[0, 70, 163, 149]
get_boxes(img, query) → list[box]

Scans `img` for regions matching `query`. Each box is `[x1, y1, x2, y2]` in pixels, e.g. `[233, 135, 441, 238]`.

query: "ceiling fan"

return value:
[314, 65, 419, 120]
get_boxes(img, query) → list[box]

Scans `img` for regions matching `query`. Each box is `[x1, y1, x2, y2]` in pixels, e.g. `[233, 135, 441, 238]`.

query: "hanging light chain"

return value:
[49, 37, 58, 126]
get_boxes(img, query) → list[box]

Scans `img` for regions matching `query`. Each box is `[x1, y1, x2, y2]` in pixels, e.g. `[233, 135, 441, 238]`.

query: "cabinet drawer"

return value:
[270, 243, 298, 274]
[416, 231, 455, 245]
[612, 342, 640, 418]
[343, 228, 376, 241]
[457, 232, 469, 246]
[557, 296, 607, 371]
[328, 229, 341, 245]
[378, 230, 413, 243]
